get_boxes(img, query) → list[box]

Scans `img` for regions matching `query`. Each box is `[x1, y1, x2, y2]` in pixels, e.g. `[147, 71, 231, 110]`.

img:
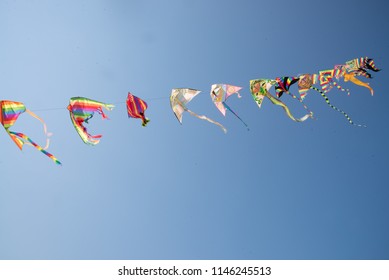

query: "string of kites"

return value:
[0, 57, 381, 165]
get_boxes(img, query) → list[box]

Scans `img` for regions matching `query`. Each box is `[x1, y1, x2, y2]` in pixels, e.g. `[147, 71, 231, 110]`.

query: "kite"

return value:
[298, 74, 365, 127]
[210, 84, 249, 130]
[0, 100, 61, 165]
[298, 73, 318, 100]
[340, 57, 381, 96]
[318, 68, 350, 95]
[249, 79, 311, 122]
[274, 76, 314, 118]
[343, 72, 374, 96]
[344, 57, 380, 79]
[170, 88, 227, 133]
[67, 97, 114, 145]
[126, 92, 150, 126]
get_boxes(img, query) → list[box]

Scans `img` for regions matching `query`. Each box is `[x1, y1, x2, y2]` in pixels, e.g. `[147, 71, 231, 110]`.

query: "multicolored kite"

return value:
[0, 100, 61, 165]
[170, 88, 227, 133]
[67, 97, 114, 145]
[274, 76, 314, 118]
[340, 57, 381, 96]
[298, 73, 318, 100]
[249, 79, 311, 122]
[210, 84, 249, 130]
[344, 57, 380, 79]
[126, 92, 150, 126]
[318, 68, 350, 95]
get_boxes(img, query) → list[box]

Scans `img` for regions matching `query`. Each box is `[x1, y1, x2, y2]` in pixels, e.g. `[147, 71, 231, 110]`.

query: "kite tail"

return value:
[8, 131, 62, 165]
[284, 90, 315, 119]
[222, 101, 249, 130]
[310, 87, 366, 127]
[365, 58, 380, 72]
[344, 74, 374, 96]
[266, 93, 311, 122]
[25, 109, 51, 149]
[142, 118, 150, 127]
[185, 108, 227, 133]
[331, 81, 350, 96]
[6, 129, 24, 150]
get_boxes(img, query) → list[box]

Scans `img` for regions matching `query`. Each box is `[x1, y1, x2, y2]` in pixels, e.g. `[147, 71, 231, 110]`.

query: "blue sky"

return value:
[0, 0, 388, 259]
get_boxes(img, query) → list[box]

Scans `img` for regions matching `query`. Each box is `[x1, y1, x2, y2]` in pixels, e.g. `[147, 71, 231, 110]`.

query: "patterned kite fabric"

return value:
[126, 93, 150, 127]
[298, 74, 318, 100]
[0, 100, 26, 130]
[67, 97, 114, 145]
[345, 57, 380, 78]
[319, 69, 350, 95]
[364, 58, 380, 72]
[210, 84, 249, 130]
[275, 77, 314, 118]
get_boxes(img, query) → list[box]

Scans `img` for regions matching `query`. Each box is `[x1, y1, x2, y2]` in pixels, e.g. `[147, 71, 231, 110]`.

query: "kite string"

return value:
[30, 96, 170, 112]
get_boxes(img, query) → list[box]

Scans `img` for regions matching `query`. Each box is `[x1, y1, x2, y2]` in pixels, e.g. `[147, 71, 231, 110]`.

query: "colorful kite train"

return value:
[1, 57, 380, 165]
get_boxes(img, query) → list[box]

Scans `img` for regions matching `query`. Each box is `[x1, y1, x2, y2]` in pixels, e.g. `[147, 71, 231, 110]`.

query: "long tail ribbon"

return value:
[310, 86, 365, 127]
[184, 108, 227, 133]
[222, 101, 249, 130]
[266, 93, 311, 122]
[8, 131, 62, 165]
[25, 109, 52, 149]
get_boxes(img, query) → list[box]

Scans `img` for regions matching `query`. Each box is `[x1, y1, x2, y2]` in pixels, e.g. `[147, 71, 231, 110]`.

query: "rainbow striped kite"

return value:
[0, 100, 61, 165]
[67, 97, 114, 145]
[126, 92, 150, 126]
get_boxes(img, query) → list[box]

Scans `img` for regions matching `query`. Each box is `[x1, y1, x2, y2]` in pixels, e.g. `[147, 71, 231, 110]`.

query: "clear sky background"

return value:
[0, 0, 388, 259]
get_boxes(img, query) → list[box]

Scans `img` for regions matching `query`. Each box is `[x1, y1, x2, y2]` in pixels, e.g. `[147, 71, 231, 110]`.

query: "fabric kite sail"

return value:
[126, 92, 150, 126]
[0, 100, 61, 165]
[298, 73, 318, 100]
[170, 88, 227, 133]
[249, 79, 311, 122]
[341, 57, 381, 96]
[298, 74, 365, 127]
[274, 76, 314, 118]
[318, 68, 351, 95]
[344, 57, 380, 79]
[210, 84, 249, 130]
[67, 97, 114, 145]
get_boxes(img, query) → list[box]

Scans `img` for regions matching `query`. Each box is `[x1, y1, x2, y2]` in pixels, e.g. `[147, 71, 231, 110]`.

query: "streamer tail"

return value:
[185, 108, 227, 133]
[310, 87, 365, 127]
[8, 131, 62, 165]
[222, 102, 249, 130]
